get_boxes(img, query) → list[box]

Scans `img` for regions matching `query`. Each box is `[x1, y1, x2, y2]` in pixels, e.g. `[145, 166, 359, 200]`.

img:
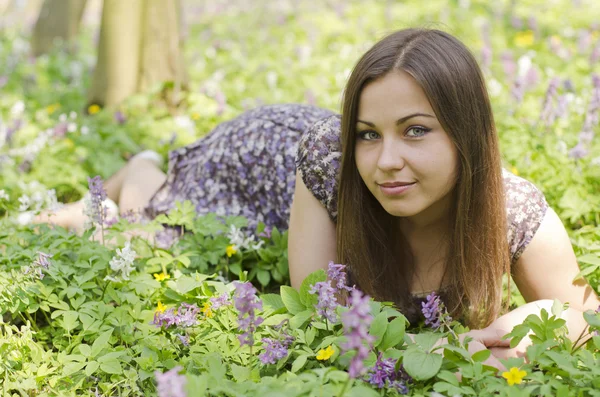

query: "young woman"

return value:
[288, 29, 599, 364]
[37, 28, 598, 367]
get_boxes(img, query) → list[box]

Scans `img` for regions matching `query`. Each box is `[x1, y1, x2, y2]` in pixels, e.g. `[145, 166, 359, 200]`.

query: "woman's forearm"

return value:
[488, 299, 592, 344]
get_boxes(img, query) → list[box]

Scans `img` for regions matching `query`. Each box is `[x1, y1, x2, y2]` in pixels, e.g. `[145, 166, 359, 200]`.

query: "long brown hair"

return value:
[336, 28, 510, 328]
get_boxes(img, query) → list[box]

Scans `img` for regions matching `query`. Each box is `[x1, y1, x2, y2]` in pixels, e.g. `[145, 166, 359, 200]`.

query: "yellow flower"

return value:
[191, 112, 200, 120]
[201, 301, 213, 318]
[514, 30, 535, 48]
[64, 138, 74, 149]
[88, 104, 101, 115]
[156, 301, 167, 313]
[316, 345, 335, 361]
[154, 272, 170, 282]
[502, 367, 527, 386]
[226, 244, 237, 257]
[45, 103, 60, 114]
[511, 166, 519, 176]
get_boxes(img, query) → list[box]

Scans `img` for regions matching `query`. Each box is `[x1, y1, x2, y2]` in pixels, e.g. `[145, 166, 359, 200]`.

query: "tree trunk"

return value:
[87, 0, 187, 109]
[31, 0, 87, 56]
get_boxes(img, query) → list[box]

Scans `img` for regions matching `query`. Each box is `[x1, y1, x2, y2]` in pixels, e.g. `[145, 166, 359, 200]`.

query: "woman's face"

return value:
[354, 70, 459, 227]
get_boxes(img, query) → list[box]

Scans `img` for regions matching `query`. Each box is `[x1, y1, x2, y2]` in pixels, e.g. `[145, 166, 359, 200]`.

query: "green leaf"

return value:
[414, 332, 442, 351]
[471, 349, 491, 362]
[299, 269, 327, 307]
[61, 310, 79, 331]
[403, 346, 443, 380]
[369, 312, 388, 347]
[290, 310, 314, 329]
[85, 361, 99, 376]
[551, 299, 564, 318]
[379, 316, 406, 351]
[256, 269, 271, 286]
[91, 329, 113, 358]
[175, 275, 202, 294]
[261, 294, 285, 311]
[291, 354, 308, 373]
[79, 344, 91, 357]
[584, 310, 600, 327]
[62, 361, 86, 376]
[436, 370, 460, 386]
[280, 286, 306, 315]
[347, 385, 380, 397]
[100, 360, 123, 375]
[230, 364, 251, 382]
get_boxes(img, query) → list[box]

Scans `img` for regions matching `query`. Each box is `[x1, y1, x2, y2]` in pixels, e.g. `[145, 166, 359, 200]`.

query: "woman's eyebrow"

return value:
[357, 112, 435, 127]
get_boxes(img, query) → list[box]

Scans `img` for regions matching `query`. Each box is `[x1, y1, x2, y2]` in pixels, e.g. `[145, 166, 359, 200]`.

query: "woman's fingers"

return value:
[467, 328, 511, 348]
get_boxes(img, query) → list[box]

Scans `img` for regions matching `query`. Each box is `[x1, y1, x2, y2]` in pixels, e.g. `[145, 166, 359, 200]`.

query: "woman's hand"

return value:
[458, 328, 512, 372]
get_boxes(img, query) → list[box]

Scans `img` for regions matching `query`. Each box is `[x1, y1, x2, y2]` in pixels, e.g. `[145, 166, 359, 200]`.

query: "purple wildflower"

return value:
[310, 262, 354, 323]
[258, 338, 289, 364]
[85, 176, 108, 226]
[34, 252, 52, 270]
[341, 289, 375, 379]
[114, 111, 126, 125]
[175, 303, 201, 327]
[155, 366, 187, 397]
[421, 292, 452, 330]
[233, 282, 264, 347]
[568, 142, 589, 159]
[155, 228, 179, 250]
[366, 353, 411, 394]
[209, 293, 231, 310]
[327, 262, 353, 292]
[151, 303, 200, 328]
[153, 308, 179, 328]
[258, 226, 272, 239]
[25, 251, 53, 280]
[176, 334, 190, 347]
[310, 281, 338, 322]
[539, 77, 560, 126]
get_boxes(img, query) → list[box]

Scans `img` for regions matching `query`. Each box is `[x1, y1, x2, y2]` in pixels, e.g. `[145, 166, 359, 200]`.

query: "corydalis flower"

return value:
[421, 292, 452, 330]
[233, 282, 263, 347]
[25, 251, 52, 280]
[105, 241, 137, 281]
[258, 338, 289, 365]
[155, 366, 187, 397]
[84, 176, 108, 226]
[152, 303, 201, 328]
[366, 353, 411, 394]
[209, 293, 231, 310]
[341, 289, 375, 379]
[310, 262, 353, 323]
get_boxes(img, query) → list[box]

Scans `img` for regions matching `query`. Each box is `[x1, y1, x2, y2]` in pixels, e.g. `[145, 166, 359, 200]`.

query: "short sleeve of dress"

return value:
[503, 169, 549, 266]
[294, 114, 342, 223]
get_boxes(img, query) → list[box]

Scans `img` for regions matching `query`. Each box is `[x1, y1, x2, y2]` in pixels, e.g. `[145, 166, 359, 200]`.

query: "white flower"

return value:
[59, 113, 67, 122]
[487, 78, 502, 97]
[69, 111, 77, 119]
[18, 195, 31, 211]
[227, 224, 262, 251]
[107, 241, 137, 281]
[81, 126, 90, 135]
[0, 189, 9, 201]
[10, 101, 25, 118]
[67, 122, 77, 133]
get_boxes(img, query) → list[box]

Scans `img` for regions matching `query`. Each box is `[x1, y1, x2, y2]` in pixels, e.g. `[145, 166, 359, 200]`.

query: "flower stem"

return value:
[338, 377, 352, 397]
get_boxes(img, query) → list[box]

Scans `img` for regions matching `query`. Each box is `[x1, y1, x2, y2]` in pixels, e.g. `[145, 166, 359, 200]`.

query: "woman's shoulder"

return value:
[295, 114, 342, 222]
[501, 168, 549, 264]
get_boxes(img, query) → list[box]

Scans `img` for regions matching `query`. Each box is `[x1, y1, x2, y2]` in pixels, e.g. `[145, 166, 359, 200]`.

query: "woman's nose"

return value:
[376, 138, 406, 172]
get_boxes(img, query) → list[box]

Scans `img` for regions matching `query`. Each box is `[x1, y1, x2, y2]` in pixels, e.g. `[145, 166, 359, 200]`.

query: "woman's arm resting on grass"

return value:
[488, 208, 600, 358]
[288, 172, 337, 290]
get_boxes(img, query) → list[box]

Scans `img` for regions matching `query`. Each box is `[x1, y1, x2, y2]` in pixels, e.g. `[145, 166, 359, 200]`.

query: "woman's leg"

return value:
[118, 156, 167, 215]
[33, 157, 166, 232]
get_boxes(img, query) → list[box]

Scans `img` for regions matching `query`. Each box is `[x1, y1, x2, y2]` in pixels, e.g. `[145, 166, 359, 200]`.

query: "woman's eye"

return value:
[358, 130, 379, 140]
[406, 126, 430, 138]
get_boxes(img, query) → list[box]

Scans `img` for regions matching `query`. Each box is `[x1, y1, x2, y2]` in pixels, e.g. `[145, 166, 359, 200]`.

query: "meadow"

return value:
[1, 0, 600, 395]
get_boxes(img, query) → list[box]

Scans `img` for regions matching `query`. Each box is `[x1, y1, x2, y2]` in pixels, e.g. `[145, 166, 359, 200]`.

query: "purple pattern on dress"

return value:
[145, 104, 334, 233]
